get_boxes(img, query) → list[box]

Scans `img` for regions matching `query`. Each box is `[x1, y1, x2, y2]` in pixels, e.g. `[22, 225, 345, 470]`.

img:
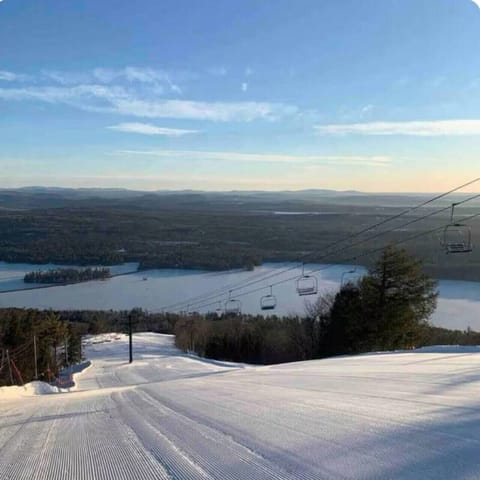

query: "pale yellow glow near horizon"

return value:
[2, 170, 480, 194]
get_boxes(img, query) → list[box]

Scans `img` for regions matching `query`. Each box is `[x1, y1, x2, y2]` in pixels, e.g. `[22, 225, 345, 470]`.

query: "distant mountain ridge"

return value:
[0, 186, 478, 210]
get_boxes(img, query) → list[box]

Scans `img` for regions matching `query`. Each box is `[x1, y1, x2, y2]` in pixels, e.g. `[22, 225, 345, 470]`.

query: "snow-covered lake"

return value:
[0, 261, 479, 331]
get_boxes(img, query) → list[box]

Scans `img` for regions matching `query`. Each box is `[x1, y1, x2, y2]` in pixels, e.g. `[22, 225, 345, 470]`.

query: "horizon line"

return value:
[1, 185, 480, 196]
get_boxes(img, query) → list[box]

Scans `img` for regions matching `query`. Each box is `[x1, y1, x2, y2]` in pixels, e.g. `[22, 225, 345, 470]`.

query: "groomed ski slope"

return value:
[1, 334, 480, 480]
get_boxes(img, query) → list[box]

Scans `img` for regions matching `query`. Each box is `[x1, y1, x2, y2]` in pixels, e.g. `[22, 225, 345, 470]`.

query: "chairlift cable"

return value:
[157, 180, 480, 313]
[190, 210, 480, 312]
[167, 192, 480, 312]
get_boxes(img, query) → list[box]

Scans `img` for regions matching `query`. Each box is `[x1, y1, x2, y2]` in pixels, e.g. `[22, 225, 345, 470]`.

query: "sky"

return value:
[1, 0, 480, 192]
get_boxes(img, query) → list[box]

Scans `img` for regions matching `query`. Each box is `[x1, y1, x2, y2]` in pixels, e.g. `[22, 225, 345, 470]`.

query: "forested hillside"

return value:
[0, 189, 479, 280]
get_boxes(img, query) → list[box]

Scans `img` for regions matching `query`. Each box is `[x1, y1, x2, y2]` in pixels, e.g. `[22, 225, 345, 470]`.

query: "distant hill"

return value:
[0, 187, 478, 210]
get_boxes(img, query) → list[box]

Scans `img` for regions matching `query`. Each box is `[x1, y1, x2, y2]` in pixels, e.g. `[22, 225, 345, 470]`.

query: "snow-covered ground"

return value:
[1, 333, 480, 479]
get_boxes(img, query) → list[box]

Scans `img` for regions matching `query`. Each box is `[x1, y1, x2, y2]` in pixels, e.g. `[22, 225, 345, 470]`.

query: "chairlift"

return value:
[443, 203, 473, 254]
[296, 264, 318, 296]
[260, 286, 277, 311]
[225, 290, 241, 315]
[341, 263, 361, 287]
[215, 302, 224, 318]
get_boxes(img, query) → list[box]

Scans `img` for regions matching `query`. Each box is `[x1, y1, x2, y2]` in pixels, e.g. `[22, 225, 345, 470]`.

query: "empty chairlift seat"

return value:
[260, 286, 277, 310]
[225, 291, 241, 315]
[215, 302, 224, 318]
[296, 265, 318, 296]
[443, 204, 473, 254]
[341, 264, 361, 287]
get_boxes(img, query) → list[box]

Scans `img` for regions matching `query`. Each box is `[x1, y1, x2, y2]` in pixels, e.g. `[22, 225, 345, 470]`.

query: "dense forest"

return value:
[174, 316, 480, 365]
[24, 267, 111, 284]
[0, 190, 479, 280]
[0, 309, 82, 386]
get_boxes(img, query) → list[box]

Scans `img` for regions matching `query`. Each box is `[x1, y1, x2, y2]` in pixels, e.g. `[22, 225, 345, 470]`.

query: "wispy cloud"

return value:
[0, 84, 297, 121]
[116, 149, 391, 167]
[0, 70, 28, 82]
[108, 122, 199, 136]
[37, 67, 183, 94]
[95, 67, 163, 84]
[315, 119, 480, 136]
[0, 71, 16, 81]
[0, 66, 298, 121]
[94, 67, 183, 94]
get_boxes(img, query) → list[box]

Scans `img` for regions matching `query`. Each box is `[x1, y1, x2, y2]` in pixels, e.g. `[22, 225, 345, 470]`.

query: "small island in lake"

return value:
[24, 267, 111, 284]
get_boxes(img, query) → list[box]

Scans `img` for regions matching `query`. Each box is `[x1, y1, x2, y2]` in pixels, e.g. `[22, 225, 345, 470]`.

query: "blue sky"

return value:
[1, 0, 480, 192]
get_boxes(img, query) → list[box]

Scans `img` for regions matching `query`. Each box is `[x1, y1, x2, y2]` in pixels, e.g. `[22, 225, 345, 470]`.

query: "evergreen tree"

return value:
[361, 246, 438, 351]
[323, 246, 438, 355]
[322, 285, 365, 355]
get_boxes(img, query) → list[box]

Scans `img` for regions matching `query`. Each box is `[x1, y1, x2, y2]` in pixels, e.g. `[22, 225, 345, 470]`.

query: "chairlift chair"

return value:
[341, 263, 361, 287]
[260, 286, 277, 310]
[225, 291, 241, 315]
[443, 204, 473, 254]
[296, 264, 318, 296]
[215, 302, 224, 318]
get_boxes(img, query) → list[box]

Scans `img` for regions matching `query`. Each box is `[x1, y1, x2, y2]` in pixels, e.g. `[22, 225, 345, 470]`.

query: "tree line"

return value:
[24, 267, 111, 284]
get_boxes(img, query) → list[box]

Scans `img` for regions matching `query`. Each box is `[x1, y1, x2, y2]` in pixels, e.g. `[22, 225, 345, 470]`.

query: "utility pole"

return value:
[6, 349, 14, 385]
[128, 313, 133, 364]
[33, 335, 38, 380]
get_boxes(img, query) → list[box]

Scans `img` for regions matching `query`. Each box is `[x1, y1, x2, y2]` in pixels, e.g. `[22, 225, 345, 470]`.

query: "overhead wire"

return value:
[2, 339, 34, 363]
[189, 209, 480, 312]
[157, 177, 480, 313]
[161, 189, 480, 313]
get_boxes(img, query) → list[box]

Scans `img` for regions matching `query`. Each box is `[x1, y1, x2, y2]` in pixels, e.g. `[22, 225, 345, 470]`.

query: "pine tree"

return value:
[361, 246, 438, 351]
[322, 246, 438, 356]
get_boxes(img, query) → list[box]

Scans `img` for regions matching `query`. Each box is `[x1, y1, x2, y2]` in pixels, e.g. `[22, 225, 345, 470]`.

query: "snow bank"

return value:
[0, 381, 61, 399]
[0, 359, 93, 400]
[182, 352, 251, 369]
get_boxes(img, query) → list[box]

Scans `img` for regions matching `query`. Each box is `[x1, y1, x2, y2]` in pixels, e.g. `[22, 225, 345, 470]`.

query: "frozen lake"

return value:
[0, 261, 479, 331]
